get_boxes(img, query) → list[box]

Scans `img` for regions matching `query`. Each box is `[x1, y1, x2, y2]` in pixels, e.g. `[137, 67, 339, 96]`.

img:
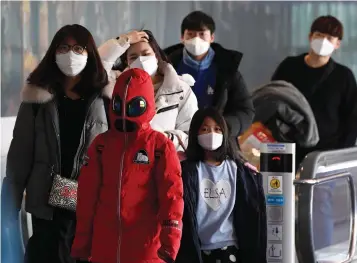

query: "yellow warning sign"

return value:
[268, 176, 283, 194]
[270, 178, 280, 189]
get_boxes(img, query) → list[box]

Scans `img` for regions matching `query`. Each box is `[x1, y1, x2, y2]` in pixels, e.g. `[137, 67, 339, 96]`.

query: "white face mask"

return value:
[55, 51, 88, 77]
[184, 37, 210, 56]
[198, 132, 223, 151]
[310, 38, 335, 56]
[130, 55, 158, 76]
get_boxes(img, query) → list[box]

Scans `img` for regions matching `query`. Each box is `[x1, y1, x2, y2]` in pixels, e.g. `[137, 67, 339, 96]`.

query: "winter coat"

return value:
[252, 80, 320, 148]
[98, 39, 198, 150]
[176, 159, 267, 263]
[165, 43, 255, 138]
[1, 82, 113, 220]
[71, 69, 184, 263]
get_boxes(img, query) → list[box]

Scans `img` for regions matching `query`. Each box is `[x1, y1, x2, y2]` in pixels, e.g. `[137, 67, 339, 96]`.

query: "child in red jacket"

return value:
[71, 68, 184, 263]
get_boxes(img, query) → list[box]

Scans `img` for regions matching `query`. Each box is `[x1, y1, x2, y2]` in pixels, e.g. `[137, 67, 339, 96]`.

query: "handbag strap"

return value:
[173, 134, 187, 152]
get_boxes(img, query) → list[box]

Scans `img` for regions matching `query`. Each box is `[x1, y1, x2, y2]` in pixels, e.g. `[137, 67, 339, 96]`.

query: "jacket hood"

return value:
[252, 80, 320, 147]
[110, 68, 156, 132]
[165, 42, 243, 73]
[20, 81, 115, 103]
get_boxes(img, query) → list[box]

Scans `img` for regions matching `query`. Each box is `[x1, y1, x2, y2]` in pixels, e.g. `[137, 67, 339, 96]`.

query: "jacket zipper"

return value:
[71, 95, 98, 180]
[117, 76, 132, 263]
[155, 90, 183, 101]
[156, 104, 179, 114]
[52, 101, 61, 175]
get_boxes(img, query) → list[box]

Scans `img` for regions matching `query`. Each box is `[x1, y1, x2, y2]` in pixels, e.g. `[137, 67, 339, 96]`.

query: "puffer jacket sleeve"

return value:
[224, 71, 255, 137]
[98, 38, 130, 77]
[71, 134, 104, 260]
[167, 82, 198, 150]
[2, 103, 36, 216]
[155, 135, 184, 263]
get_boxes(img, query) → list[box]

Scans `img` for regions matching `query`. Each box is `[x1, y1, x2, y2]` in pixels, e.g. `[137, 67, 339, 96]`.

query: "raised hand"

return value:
[125, 31, 149, 44]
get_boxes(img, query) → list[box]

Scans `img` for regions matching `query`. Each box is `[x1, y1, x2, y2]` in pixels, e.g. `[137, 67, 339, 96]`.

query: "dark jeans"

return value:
[24, 209, 77, 263]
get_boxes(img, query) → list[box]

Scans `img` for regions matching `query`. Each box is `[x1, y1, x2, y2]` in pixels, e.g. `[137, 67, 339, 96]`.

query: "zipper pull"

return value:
[50, 165, 56, 177]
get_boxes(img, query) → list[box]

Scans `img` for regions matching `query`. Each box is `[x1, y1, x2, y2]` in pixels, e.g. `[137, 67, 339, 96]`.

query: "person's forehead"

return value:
[312, 31, 338, 38]
[127, 42, 152, 54]
[202, 117, 218, 126]
[61, 37, 77, 45]
[185, 27, 211, 33]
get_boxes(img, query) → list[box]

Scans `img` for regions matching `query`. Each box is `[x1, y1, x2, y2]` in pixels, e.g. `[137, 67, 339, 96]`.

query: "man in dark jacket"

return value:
[165, 11, 254, 139]
[272, 15, 357, 251]
[272, 15, 357, 164]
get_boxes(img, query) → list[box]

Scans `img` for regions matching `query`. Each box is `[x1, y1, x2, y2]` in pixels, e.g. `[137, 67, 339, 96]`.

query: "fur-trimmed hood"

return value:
[20, 82, 114, 104]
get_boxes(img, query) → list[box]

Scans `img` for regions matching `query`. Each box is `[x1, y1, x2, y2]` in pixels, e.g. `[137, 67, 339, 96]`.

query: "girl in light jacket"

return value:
[98, 30, 198, 150]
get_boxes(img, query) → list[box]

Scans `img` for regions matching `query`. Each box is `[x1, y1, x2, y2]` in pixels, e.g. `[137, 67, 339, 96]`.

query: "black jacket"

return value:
[165, 43, 255, 138]
[1, 83, 112, 221]
[272, 54, 357, 152]
[176, 159, 267, 263]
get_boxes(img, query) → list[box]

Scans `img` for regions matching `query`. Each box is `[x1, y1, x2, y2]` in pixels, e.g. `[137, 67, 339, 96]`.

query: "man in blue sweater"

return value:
[165, 11, 254, 139]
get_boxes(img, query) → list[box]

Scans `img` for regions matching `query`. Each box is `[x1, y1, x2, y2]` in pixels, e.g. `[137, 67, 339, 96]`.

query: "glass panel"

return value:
[2, 1, 357, 117]
[313, 166, 357, 261]
[313, 176, 351, 261]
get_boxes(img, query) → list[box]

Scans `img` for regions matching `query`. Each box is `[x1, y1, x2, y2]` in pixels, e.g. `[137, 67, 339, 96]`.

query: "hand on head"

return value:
[121, 31, 149, 45]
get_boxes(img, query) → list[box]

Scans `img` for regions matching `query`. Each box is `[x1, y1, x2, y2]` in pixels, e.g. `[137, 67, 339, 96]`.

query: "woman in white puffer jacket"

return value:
[99, 30, 198, 151]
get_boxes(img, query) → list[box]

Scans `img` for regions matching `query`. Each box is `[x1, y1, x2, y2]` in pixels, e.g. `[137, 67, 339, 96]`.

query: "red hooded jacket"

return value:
[71, 69, 184, 263]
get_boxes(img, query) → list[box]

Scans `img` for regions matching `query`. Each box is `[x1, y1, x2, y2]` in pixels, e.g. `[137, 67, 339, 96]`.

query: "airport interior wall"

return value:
[1, 1, 357, 118]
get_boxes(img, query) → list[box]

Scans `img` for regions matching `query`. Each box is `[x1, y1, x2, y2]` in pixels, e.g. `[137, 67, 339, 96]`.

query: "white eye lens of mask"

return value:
[310, 38, 335, 57]
[55, 51, 88, 77]
[130, 55, 158, 76]
[184, 37, 210, 56]
[198, 132, 223, 151]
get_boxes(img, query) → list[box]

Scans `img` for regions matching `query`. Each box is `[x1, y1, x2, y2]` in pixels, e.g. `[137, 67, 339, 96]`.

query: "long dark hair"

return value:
[27, 24, 108, 97]
[186, 108, 237, 162]
[118, 30, 170, 72]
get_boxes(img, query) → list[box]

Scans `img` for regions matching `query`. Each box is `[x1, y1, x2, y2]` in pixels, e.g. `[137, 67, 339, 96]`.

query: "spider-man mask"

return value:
[109, 68, 156, 133]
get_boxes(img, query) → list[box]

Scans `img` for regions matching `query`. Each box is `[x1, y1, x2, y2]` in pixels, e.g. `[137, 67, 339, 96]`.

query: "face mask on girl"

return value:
[310, 38, 335, 56]
[56, 51, 88, 77]
[184, 37, 210, 56]
[130, 55, 158, 76]
[198, 132, 223, 151]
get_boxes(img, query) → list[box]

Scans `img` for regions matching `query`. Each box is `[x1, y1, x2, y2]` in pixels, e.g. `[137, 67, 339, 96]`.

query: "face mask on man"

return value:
[310, 38, 335, 56]
[184, 37, 210, 56]
[130, 55, 158, 76]
[198, 132, 223, 151]
[56, 51, 88, 77]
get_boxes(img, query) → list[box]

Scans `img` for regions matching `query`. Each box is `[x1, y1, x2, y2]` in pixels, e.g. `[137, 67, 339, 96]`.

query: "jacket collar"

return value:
[165, 43, 243, 74]
[20, 82, 114, 104]
[154, 62, 186, 110]
[156, 62, 184, 95]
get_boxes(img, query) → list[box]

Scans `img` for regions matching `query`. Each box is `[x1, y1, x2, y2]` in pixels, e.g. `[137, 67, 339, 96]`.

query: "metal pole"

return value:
[260, 143, 296, 263]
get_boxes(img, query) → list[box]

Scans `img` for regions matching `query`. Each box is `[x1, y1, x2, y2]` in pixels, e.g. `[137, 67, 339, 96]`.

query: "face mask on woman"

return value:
[184, 37, 210, 56]
[198, 132, 223, 151]
[130, 55, 158, 76]
[310, 38, 335, 56]
[56, 51, 88, 77]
